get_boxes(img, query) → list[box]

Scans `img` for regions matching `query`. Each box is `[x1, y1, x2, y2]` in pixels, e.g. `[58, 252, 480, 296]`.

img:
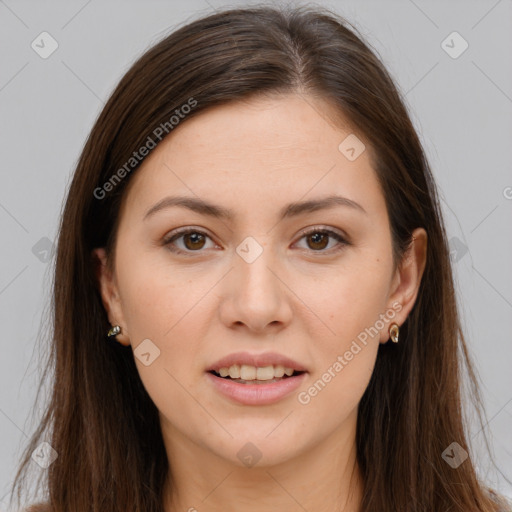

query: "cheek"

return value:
[304, 255, 393, 345]
[115, 255, 210, 427]
[293, 277, 387, 426]
[116, 246, 201, 338]
[294, 254, 392, 401]
[115, 249, 213, 386]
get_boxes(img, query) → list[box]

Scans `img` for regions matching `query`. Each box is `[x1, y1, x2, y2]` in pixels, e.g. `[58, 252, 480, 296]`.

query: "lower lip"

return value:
[206, 371, 307, 405]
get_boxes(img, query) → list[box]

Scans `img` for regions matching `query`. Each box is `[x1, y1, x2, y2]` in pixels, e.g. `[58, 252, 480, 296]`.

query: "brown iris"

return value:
[306, 232, 329, 250]
[183, 232, 206, 250]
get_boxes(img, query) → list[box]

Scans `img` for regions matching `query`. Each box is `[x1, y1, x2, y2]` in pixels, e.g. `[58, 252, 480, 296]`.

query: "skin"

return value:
[94, 93, 427, 512]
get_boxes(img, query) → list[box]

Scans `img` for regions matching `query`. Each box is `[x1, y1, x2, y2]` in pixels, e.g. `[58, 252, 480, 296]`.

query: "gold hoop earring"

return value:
[389, 323, 399, 343]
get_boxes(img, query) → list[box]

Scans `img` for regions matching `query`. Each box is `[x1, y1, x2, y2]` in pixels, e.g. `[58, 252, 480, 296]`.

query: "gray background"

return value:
[1, 0, 511, 507]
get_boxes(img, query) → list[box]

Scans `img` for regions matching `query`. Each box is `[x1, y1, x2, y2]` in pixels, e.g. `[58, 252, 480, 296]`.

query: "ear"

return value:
[92, 247, 131, 346]
[380, 227, 427, 343]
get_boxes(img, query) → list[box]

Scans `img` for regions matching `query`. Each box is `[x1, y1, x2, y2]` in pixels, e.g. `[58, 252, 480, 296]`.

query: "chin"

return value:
[211, 432, 306, 468]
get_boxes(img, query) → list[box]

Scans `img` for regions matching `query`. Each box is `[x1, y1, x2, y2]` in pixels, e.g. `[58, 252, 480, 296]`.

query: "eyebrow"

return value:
[143, 194, 367, 221]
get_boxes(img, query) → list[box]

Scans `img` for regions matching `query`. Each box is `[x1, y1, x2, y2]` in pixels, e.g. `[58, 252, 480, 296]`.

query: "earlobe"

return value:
[91, 247, 131, 346]
[381, 228, 427, 343]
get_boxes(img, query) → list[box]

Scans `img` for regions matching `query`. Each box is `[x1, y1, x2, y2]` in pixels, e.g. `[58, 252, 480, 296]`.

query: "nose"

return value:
[218, 242, 293, 335]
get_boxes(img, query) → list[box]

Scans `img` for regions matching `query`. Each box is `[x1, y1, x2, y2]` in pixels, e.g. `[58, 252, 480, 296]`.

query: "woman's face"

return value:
[95, 93, 425, 468]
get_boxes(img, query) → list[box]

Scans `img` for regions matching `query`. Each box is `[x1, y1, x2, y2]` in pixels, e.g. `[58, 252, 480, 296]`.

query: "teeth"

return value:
[240, 365, 256, 380]
[274, 365, 285, 378]
[215, 364, 297, 381]
[256, 366, 274, 380]
[229, 364, 240, 378]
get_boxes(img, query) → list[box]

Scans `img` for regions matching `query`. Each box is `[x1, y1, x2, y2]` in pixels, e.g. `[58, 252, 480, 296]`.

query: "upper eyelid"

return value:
[164, 225, 347, 240]
[298, 225, 347, 238]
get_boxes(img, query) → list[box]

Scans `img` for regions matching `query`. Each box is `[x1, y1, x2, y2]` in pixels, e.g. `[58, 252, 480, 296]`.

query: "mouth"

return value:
[208, 364, 306, 385]
[205, 352, 308, 404]
[206, 366, 307, 405]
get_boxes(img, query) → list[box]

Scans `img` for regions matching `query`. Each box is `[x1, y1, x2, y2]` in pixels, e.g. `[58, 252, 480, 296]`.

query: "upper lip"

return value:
[206, 351, 308, 373]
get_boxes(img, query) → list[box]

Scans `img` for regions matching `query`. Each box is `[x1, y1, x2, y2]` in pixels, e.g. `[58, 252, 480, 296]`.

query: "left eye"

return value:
[163, 227, 348, 255]
[295, 228, 348, 253]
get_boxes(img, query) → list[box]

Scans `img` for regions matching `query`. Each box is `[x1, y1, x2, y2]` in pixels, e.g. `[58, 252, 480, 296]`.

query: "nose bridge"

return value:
[235, 234, 278, 300]
[221, 233, 292, 332]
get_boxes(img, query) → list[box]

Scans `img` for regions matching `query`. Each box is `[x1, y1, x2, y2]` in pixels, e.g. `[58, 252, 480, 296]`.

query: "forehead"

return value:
[165, 93, 356, 157]
[120, 93, 382, 220]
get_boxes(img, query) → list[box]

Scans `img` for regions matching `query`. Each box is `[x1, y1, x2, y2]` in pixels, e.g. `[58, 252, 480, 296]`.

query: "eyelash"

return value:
[163, 226, 349, 256]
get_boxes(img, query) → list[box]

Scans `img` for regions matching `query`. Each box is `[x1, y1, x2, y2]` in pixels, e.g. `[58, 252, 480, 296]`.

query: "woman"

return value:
[11, 4, 511, 512]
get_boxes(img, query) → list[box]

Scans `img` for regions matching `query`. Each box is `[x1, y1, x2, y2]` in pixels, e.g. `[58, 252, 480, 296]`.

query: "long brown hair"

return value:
[10, 4, 510, 511]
